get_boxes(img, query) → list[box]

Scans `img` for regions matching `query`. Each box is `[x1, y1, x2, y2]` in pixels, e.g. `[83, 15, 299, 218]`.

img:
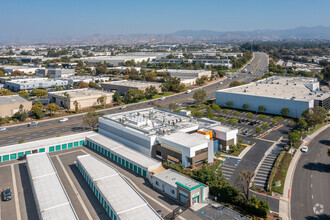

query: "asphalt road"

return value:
[0, 52, 269, 146]
[291, 127, 330, 220]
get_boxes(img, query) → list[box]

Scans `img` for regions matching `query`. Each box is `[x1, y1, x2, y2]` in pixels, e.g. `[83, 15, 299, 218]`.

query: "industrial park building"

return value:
[35, 68, 75, 78]
[157, 69, 212, 85]
[76, 154, 162, 220]
[216, 76, 330, 118]
[48, 88, 113, 110]
[153, 59, 232, 68]
[4, 77, 68, 91]
[0, 95, 32, 117]
[101, 80, 162, 95]
[26, 153, 78, 220]
[98, 108, 238, 168]
[73, 55, 156, 66]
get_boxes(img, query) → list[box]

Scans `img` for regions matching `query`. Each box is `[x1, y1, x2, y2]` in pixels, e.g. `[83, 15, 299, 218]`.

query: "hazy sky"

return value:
[1, 0, 329, 41]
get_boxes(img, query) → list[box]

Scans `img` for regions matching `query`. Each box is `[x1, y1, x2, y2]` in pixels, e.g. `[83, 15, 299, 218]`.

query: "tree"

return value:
[0, 89, 15, 96]
[193, 90, 206, 106]
[97, 94, 107, 109]
[73, 100, 79, 113]
[255, 127, 263, 134]
[89, 81, 101, 89]
[161, 77, 185, 93]
[246, 112, 254, 118]
[205, 112, 214, 119]
[321, 65, 330, 82]
[281, 108, 289, 116]
[219, 117, 226, 123]
[83, 111, 99, 130]
[242, 104, 249, 110]
[258, 114, 267, 120]
[261, 123, 269, 129]
[113, 92, 122, 104]
[288, 130, 302, 147]
[169, 103, 179, 111]
[46, 103, 60, 115]
[226, 101, 233, 107]
[192, 111, 203, 118]
[258, 105, 266, 112]
[125, 89, 145, 103]
[297, 118, 308, 130]
[78, 82, 89, 88]
[32, 89, 47, 98]
[12, 104, 28, 122]
[63, 92, 71, 110]
[30, 102, 45, 119]
[211, 104, 221, 112]
[229, 81, 245, 87]
[228, 118, 238, 125]
[145, 86, 158, 99]
[233, 111, 240, 116]
[236, 170, 254, 200]
[18, 90, 29, 98]
[302, 106, 327, 127]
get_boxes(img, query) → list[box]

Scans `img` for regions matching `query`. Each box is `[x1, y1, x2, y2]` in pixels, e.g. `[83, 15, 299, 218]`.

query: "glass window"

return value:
[62, 144, 67, 150]
[55, 145, 61, 151]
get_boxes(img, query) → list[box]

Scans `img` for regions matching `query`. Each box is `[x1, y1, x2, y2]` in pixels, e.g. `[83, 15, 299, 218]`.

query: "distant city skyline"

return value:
[1, 0, 330, 41]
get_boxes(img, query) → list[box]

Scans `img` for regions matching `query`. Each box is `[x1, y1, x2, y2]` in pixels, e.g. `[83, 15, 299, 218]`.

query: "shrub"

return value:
[205, 112, 214, 120]
[219, 117, 226, 123]
[246, 112, 254, 118]
[192, 111, 203, 118]
[223, 109, 230, 114]
[258, 115, 267, 120]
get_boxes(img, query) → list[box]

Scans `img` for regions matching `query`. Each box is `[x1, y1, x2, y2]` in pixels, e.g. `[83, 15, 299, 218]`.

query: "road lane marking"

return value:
[311, 174, 313, 178]
[55, 155, 93, 220]
[312, 194, 314, 200]
[11, 164, 21, 220]
[311, 184, 313, 189]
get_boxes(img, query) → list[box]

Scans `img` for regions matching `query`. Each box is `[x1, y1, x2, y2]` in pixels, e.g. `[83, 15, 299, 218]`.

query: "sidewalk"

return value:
[279, 124, 330, 220]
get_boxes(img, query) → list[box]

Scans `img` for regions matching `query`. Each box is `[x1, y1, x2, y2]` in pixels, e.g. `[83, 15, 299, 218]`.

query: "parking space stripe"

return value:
[11, 164, 21, 220]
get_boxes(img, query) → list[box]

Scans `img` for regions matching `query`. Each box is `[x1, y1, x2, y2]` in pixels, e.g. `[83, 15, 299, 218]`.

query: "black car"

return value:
[149, 101, 154, 105]
[18, 154, 26, 160]
[1, 187, 12, 201]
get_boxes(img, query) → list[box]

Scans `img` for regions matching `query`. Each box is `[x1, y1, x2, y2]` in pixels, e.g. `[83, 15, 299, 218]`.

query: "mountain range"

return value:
[1, 26, 330, 46]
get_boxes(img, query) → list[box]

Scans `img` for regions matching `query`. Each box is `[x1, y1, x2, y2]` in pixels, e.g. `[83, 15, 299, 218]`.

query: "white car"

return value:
[219, 82, 223, 85]
[160, 96, 165, 101]
[301, 146, 308, 153]
[186, 90, 192, 94]
[59, 118, 68, 123]
[0, 127, 6, 132]
[120, 105, 127, 110]
[28, 121, 38, 127]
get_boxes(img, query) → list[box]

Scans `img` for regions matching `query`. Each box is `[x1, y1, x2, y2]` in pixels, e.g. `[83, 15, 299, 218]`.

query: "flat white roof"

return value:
[49, 88, 113, 98]
[26, 153, 78, 220]
[153, 169, 202, 189]
[102, 80, 161, 88]
[209, 125, 237, 133]
[0, 95, 30, 105]
[87, 133, 161, 170]
[77, 154, 161, 219]
[158, 132, 209, 149]
[0, 131, 93, 155]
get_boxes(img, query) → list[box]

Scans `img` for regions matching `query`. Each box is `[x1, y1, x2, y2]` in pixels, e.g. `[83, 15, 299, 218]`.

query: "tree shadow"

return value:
[303, 162, 330, 173]
[319, 140, 330, 146]
[71, 126, 89, 132]
[305, 214, 330, 220]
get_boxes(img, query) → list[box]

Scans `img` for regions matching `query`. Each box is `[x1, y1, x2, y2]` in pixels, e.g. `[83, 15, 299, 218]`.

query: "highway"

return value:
[291, 127, 330, 220]
[0, 52, 269, 147]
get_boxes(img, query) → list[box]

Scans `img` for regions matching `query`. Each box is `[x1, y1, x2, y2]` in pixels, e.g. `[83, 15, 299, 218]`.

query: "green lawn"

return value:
[272, 153, 292, 194]
[227, 144, 246, 156]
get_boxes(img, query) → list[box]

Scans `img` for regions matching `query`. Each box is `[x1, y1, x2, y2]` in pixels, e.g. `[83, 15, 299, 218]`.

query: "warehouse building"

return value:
[35, 68, 75, 78]
[26, 153, 78, 220]
[157, 69, 212, 86]
[4, 77, 68, 91]
[98, 108, 237, 168]
[153, 59, 232, 68]
[150, 169, 209, 207]
[76, 154, 162, 220]
[101, 80, 162, 95]
[86, 133, 162, 179]
[0, 132, 91, 162]
[0, 95, 32, 117]
[216, 76, 330, 118]
[48, 88, 113, 110]
[73, 55, 156, 66]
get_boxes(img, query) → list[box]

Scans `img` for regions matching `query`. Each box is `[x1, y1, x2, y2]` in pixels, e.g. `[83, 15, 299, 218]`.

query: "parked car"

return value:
[59, 118, 68, 123]
[149, 101, 154, 105]
[1, 187, 12, 201]
[0, 127, 6, 132]
[301, 146, 309, 153]
[219, 82, 223, 85]
[243, 131, 250, 136]
[18, 154, 27, 160]
[186, 90, 192, 94]
[28, 121, 38, 127]
[120, 105, 127, 110]
[160, 96, 165, 101]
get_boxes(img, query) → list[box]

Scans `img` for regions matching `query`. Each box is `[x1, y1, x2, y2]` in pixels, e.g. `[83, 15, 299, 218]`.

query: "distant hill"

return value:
[1, 26, 329, 46]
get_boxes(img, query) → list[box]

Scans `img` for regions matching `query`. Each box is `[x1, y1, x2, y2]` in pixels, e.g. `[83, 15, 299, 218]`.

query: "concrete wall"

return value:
[0, 101, 32, 117]
[216, 91, 313, 118]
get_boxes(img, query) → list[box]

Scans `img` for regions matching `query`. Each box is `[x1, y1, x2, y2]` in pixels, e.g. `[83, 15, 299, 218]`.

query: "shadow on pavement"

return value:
[303, 162, 330, 173]
[319, 140, 330, 146]
[305, 214, 330, 220]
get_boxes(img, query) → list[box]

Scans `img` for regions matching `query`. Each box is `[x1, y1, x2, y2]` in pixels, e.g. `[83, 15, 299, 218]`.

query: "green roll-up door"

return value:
[10, 154, 16, 160]
[49, 146, 54, 152]
[74, 141, 78, 147]
[62, 144, 67, 150]
[55, 145, 61, 151]
[80, 140, 84, 146]
[3, 155, 9, 162]
[25, 151, 31, 155]
[138, 167, 142, 175]
[68, 143, 73, 148]
[143, 170, 147, 178]
[39, 148, 45, 153]
[17, 152, 24, 157]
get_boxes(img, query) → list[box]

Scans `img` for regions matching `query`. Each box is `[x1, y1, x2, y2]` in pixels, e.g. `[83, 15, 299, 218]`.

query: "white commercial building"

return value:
[76, 154, 162, 220]
[26, 153, 78, 220]
[98, 108, 237, 168]
[4, 77, 68, 91]
[35, 68, 75, 78]
[73, 55, 156, 66]
[216, 76, 330, 118]
[158, 69, 212, 85]
[0, 65, 40, 75]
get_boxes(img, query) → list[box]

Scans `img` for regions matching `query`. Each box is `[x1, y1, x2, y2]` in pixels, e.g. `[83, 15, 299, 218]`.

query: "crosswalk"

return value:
[254, 153, 277, 189]
[220, 158, 241, 181]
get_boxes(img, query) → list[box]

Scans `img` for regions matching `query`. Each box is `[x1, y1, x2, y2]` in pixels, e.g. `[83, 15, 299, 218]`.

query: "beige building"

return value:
[0, 95, 32, 117]
[101, 80, 162, 95]
[48, 88, 113, 110]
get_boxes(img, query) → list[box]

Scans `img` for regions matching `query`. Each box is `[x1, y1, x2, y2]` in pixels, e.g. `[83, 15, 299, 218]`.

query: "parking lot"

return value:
[0, 146, 185, 220]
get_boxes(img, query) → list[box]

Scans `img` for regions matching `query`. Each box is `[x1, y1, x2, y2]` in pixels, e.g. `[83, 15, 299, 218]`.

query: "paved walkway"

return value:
[279, 124, 330, 220]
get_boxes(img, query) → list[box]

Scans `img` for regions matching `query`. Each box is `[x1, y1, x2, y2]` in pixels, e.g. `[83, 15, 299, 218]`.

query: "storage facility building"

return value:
[26, 153, 78, 220]
[76, 154, 162, 220]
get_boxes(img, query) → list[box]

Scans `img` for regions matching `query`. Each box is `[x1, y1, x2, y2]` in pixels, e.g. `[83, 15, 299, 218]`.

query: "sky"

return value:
[1, 0, 330, 41]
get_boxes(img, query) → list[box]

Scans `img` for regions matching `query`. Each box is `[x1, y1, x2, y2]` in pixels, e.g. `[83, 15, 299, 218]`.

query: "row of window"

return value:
[0, 140, 85, 162]
[76, 161, 117, 220]
[86, 140, 148, 178]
